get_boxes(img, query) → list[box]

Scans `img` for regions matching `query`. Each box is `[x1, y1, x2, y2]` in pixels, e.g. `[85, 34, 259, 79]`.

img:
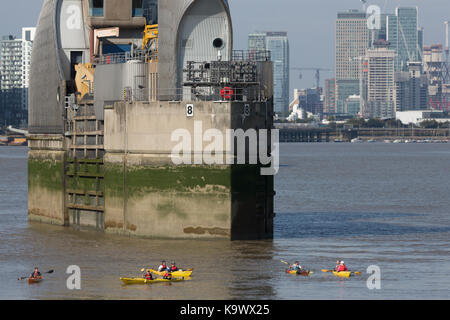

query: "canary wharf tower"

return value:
[27, 0, 275, 240]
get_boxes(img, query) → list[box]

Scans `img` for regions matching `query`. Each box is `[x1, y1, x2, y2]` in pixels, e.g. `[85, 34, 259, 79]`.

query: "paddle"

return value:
[18, 269, 54, 280]
[322, 269, 361, 275]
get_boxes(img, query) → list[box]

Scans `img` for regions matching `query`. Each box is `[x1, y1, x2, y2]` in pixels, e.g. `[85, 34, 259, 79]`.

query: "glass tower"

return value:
[387, 7, 419, 71]
[249, 32, 290, 116]
[335, 10, 369, 114]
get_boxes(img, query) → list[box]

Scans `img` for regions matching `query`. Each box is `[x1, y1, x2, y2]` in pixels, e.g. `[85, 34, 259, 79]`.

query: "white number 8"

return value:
[186, 104, 194, 117]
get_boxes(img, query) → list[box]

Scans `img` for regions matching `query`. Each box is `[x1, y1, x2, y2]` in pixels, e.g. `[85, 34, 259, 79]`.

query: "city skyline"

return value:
[0, 0, 449, 96]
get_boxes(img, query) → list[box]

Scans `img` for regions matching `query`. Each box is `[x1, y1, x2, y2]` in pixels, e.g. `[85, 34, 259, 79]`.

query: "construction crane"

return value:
[443, 21, 450, 108]
[291, 68, 332, 89]
[142, 23, 158, 62]
[360, 0, 368, 12]
[445, 21, 449, 60]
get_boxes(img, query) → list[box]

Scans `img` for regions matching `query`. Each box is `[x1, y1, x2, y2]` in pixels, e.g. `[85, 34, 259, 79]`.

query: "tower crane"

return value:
[443, 21, 450, 108]
[360, 0, 368, 12]
[445, 21, 449, 60]
[291, 68, 332, 90]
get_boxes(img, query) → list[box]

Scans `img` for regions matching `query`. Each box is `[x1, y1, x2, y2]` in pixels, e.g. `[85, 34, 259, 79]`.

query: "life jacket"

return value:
[159, 264, 167, 271]
[337, 265, 348, 272]
[171, 266, 178, 272]
[145, 273, 152, 280]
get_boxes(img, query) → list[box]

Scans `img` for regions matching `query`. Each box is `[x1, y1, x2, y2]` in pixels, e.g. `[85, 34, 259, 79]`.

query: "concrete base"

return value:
[27, 99, 274, 240]
[28, 135, 67, 226]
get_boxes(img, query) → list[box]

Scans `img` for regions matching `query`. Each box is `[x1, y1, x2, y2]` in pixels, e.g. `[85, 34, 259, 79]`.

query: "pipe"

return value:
[7, 126, 29, 135]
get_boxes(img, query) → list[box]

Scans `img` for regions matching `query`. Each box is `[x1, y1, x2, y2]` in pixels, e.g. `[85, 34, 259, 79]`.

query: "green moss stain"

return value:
[104, 163, 124, 197]
[28, 159, 64, 191]
[126, 165, 231, 193]
[105, 164, 232, 198]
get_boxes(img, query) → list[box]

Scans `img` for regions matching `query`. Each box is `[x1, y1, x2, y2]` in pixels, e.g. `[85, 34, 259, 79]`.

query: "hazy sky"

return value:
[1, 0, 449, 93]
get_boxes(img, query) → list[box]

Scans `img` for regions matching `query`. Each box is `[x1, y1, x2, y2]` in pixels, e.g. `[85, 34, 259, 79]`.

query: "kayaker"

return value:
[334, 259, 341, 271]
[336, 261, 348, 272]
[289, 261, 303, 273]
[30, 267, 42, 279]
[158, 261, 168, 272]
[170, 262, 179, 272]
[163, 271, 172, 280]
[144, 270, 153, 281]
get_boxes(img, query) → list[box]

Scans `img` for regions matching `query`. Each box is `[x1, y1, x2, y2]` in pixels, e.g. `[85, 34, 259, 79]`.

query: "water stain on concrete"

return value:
[184, 226, 230, 236]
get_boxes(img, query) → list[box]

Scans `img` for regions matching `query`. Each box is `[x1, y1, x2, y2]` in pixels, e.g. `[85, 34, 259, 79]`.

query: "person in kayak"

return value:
[170, 262, 179, 272]
[336, 261, 348, 272]
[163, 271, 172, 280]
[158, 261, 168, 272]
[334, 259, 341, 271]
[30, 267, 42, 279]
[143, 270, 153, 281]
[289, 261, 304, 273]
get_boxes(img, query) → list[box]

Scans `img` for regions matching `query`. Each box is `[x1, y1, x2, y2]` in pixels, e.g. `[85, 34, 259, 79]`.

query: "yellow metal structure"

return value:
[74, 63, 95, 101]
[143, 24, 158, 61]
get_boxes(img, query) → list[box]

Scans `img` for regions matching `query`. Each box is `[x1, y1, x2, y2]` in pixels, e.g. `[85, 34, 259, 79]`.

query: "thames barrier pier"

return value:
[27, 0, 275, 240]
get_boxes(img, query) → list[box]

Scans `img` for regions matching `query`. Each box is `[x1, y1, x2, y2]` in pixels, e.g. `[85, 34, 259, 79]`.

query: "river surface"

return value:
[0, 144, 449, 300]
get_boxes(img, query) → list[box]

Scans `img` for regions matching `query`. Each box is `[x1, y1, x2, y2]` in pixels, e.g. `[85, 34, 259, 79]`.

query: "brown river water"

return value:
[0, 144, 449, 299]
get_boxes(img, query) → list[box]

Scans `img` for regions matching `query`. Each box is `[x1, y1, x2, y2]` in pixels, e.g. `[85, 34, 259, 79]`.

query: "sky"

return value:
[1, 0, 449, 95]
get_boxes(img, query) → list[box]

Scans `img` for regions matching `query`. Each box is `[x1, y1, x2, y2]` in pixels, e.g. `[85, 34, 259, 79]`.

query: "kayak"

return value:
[27, 277, 43, 284]
[332, 271, 352, 278]
[149, 269, 193, 278]
[120, 277, 187, 285]
[286, 270, 313, 276]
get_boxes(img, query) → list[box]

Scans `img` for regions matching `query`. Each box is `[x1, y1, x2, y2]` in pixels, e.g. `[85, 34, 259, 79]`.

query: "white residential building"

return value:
[364, 40, 396, 119]
[0, 27, 36, 126]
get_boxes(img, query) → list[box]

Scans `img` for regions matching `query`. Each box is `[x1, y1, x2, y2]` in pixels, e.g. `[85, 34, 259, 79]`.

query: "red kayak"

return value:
[27, 277, 43, 284]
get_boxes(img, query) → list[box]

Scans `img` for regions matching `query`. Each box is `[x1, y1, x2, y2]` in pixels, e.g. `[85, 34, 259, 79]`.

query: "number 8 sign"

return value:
[186, 104, 194, 117]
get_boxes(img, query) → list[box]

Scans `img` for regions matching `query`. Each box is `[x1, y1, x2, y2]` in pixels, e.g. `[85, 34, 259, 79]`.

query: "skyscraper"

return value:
[0, 28, 36, 127]
[423, 44, 445, 109]
[365, 40, 396, 119]
[249, 31, 289, 116]
[324, 78, 336, 114]
[335, 10, 370, 114]
[386, 7, 420, 71]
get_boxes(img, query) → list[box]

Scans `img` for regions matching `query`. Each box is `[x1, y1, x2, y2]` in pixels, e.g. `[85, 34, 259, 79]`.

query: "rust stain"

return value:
[104, 221, 117, 228]
[28, 208, 57, 220]
[127, 223, 137, 231]
[184, 226, 230, 237]
[104, 221, 124, 229]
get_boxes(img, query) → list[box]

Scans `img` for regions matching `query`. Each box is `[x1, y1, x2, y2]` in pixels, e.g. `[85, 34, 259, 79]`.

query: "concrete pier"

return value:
[27, 0, 274, 240]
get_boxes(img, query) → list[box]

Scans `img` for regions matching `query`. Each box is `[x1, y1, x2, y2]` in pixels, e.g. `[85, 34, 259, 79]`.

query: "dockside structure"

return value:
[28, 0, 275, 240]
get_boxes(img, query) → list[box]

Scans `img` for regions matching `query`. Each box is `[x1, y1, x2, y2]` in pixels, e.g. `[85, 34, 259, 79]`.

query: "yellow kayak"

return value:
[149, 269, 193, 278]
[286, 270, 313, 276]
[332, 271, 352, 278]
[120, 277, 188, 285]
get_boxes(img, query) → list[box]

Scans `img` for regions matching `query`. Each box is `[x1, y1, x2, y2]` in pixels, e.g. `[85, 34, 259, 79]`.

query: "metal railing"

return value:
[232, 50, 271, 62]
[146, 86, 271, 103]
[184, 61, 260, 86]
[96, 50, 157, 65]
